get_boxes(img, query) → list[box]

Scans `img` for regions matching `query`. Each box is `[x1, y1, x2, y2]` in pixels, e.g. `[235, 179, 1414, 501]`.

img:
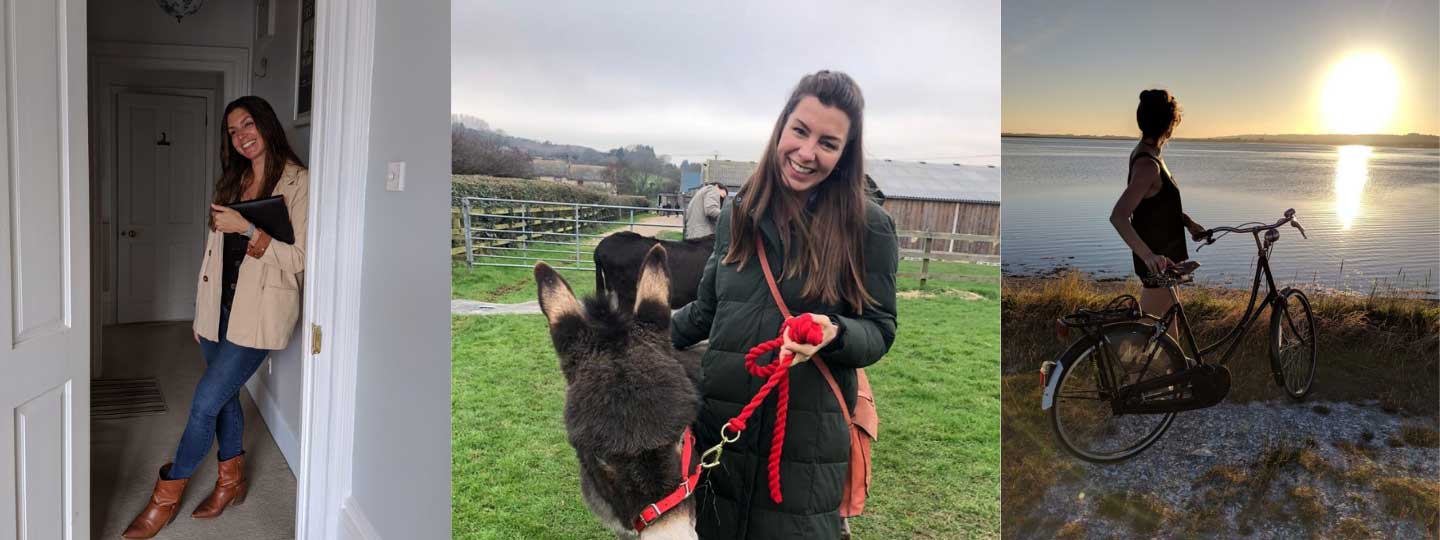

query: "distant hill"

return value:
[1003, 132, 1440, 149]
[1199, 133, 1439, 149]
[450, 114, 612, 165]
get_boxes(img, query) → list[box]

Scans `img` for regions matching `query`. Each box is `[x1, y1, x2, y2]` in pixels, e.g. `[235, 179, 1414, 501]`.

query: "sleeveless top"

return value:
[221, 180, 260, 309]
[1128, 150, 1188, 271]
[220, 232, 248, 309]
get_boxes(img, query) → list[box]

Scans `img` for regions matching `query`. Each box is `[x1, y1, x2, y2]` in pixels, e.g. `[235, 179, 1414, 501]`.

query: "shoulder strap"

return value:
[1127, 151, 1163, 186]
[754, 232, 853, 425]
[1130, 151, 1158, 167]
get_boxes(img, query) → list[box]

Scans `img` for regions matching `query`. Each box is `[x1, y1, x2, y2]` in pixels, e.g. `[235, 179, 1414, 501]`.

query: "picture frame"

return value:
[294, 0, 315, 125]
[255, 0, 277, 40]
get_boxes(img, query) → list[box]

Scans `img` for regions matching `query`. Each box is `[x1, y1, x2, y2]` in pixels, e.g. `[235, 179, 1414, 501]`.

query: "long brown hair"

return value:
[724, 70, 874, 312]
[211, 96, 304, 229]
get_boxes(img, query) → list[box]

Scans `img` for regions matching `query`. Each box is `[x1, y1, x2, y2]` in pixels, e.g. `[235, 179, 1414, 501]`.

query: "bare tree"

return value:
[452, 123, 533, 178]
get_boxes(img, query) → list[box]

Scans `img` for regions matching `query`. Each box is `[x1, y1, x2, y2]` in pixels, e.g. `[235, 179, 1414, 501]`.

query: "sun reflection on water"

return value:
[1333, 145, 1371, 230]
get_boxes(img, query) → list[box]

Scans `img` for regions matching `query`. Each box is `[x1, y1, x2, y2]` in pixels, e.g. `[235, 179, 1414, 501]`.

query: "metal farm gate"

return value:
[453, 197, 684, 271]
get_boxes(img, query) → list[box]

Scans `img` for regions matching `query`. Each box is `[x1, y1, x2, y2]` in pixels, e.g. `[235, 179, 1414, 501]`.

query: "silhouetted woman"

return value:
[124, 96, 308, 538]
[673, 70, 898, 540]
[1110, 89, 1206, 322]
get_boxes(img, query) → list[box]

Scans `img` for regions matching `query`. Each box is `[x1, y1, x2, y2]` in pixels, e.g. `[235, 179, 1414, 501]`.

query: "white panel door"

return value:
[116, 93, 208, 323]
[0, 0, 90, 538]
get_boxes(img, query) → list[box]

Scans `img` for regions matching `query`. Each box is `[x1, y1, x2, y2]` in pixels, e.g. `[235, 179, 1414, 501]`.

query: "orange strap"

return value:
[754, 234, 853, 425]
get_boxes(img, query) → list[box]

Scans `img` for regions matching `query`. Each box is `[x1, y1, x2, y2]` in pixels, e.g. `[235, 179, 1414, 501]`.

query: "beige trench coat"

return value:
[193, 163, 308, 350]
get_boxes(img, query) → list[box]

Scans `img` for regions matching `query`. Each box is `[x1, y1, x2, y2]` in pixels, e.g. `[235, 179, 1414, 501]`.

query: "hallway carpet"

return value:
[92, 321, 296, 540]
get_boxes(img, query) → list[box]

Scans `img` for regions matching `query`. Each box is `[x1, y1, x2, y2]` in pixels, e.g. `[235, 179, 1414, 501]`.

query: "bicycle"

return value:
[1039, 209, 1317, 463]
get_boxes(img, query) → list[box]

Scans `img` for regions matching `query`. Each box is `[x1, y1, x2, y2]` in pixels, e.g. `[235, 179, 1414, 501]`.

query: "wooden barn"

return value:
[693, 158, 1000, 259]
[865, 160, 1000, 258]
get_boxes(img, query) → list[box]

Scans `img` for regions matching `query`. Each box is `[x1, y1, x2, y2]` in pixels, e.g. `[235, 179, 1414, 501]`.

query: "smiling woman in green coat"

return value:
[672, 70, 899, 540]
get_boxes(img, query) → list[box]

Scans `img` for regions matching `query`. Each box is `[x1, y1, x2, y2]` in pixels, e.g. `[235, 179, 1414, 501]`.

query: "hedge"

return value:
[452, 175, 649, 208]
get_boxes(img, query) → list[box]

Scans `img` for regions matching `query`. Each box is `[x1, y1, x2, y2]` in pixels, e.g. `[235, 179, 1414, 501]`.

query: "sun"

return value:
[1320, 52, 1400, 134]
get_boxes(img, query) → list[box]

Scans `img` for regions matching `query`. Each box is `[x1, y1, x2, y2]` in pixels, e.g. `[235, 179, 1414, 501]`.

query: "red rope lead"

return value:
[723, 314, 825, 504]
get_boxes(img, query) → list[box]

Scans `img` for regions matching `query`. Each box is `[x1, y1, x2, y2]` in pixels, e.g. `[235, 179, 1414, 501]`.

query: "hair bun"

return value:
[1139, 89, 1171, 104]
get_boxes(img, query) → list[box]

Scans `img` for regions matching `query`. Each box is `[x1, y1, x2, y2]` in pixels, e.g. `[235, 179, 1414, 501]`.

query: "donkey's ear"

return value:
[535, 262, 583, 326]
[634, 244, 670, 320]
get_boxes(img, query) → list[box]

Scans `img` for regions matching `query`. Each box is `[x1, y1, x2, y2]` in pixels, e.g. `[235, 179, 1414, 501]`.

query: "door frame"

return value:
[85, 5, 378, 536]
[295, 0, 375, 537]
[88, 42, 248, 373]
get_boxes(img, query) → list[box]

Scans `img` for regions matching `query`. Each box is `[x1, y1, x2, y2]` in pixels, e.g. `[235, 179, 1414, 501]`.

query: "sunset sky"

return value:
[1002, 0, 1439, 137]
[452, 0, 1000, 166]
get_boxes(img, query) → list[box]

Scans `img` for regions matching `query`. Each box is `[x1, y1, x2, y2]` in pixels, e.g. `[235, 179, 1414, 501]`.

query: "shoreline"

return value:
[1002, 133, 1440, 150]
[1002, 267, 1440, 302]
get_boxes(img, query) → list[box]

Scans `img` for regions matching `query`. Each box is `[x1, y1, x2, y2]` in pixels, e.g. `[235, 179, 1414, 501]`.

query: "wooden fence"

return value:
[883, 199, 1000, 256]
[452, 201, 999, 288]
[896, 229, 1000, 288]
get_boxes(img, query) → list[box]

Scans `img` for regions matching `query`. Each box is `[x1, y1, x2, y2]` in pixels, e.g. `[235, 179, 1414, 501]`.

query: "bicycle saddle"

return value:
[1142, 260, 1201, 288]
[1168, 260, 1201, 278]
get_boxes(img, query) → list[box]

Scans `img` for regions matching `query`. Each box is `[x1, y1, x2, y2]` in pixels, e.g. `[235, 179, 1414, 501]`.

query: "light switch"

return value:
[386, 161, 406, 191]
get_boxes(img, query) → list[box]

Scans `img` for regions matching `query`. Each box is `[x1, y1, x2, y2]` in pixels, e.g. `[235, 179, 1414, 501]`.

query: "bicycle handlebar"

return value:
[1197, 208, 1307, 247]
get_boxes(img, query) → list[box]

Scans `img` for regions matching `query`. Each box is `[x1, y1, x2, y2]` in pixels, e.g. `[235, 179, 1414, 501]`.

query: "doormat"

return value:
[92, 378, 167, 420]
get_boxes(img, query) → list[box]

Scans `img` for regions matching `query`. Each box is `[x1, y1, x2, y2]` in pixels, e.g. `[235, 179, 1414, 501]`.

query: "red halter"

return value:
[633, 428, 703, 532]
[632, 316, 823, 531]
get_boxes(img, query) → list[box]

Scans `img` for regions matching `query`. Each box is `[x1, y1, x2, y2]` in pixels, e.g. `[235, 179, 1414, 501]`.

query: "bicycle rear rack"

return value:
[1056, 295, 1142, 338]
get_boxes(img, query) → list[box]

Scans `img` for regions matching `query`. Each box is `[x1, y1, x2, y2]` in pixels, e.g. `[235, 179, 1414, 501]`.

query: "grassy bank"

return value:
[1000, 271, 1440, 536]
[1002, 271, 1438, 411]
[453, 262, 1001, 539]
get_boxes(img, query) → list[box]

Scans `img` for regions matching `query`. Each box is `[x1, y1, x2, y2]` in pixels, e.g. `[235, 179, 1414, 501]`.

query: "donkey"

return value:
[594, 232, 715, 311]
[536, 244, 703, 539]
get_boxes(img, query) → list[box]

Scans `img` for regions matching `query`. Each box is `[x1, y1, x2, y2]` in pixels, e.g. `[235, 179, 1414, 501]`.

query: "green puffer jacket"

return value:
[672, 198, 898, 540]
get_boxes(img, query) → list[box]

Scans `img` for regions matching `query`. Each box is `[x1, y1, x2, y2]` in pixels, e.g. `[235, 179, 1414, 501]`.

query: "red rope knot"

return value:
[724, 314, 825, 503]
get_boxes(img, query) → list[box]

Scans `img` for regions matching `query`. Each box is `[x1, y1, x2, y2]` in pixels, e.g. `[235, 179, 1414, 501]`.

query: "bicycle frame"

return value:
[1156, 229, 1282, 367]
[1092, 229, 1284, 402]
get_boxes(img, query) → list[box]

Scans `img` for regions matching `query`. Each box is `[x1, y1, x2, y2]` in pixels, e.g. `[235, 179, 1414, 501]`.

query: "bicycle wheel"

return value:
[1049, 322, 1190, 463]
[1270, 288, 1317, 399]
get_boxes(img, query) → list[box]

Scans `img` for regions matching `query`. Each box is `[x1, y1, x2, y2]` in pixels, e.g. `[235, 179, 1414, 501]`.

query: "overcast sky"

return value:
[1003, 0, 1439, 137]
[452, 0, 1000, 166]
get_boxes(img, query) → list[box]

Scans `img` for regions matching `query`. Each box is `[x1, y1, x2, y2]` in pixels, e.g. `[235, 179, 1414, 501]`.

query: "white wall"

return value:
[250, 0, 312, 157]
[243, 0, 311, 473]
[91, 0, 254, 48]
[346, 0, 452, 537]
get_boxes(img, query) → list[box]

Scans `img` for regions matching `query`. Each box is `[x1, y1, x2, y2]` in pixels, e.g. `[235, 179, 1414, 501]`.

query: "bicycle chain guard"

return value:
[1114, 364, 1231, 414]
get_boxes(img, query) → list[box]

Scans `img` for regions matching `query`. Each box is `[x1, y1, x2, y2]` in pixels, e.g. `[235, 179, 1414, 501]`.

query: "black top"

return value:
[220, 232, 248, 309]
[1128, 151, 1188, 276]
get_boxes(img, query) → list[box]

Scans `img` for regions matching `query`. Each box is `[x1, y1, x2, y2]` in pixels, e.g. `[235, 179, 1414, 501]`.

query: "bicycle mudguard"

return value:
[1041, 332, 1106, 410]
[1040, 358, 1065, 410]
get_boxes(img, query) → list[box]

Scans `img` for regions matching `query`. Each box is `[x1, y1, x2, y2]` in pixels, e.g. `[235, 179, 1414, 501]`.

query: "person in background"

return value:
[685, 181, 728, 239]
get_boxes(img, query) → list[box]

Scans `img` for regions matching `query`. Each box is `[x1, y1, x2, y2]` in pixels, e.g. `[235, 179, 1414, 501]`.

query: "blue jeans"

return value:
[167, 306, 269, 480]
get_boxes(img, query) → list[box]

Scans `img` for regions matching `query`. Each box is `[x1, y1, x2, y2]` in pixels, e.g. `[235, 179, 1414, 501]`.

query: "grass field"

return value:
[452, 260, 1001, 539]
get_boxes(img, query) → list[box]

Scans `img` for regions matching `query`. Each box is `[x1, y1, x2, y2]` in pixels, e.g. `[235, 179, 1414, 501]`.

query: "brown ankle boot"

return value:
[121, 464, 188, 539]
[192, 453, 247, 519]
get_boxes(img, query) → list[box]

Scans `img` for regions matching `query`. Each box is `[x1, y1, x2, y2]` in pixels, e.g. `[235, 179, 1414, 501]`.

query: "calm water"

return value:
[1002, 137, 1440, 297]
